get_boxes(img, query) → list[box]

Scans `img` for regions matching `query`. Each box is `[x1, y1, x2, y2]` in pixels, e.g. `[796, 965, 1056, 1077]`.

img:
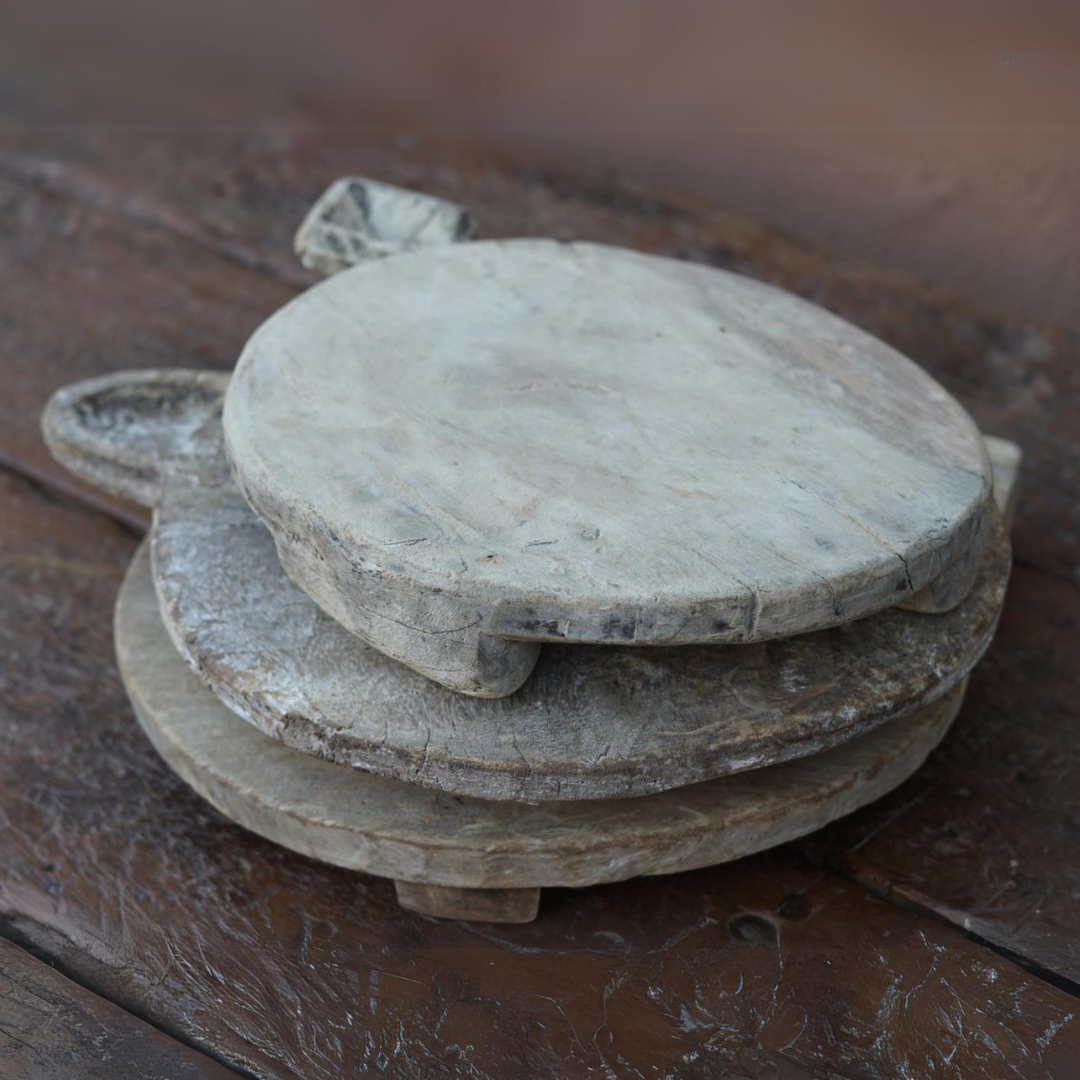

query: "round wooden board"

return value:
[118, 540, 967, 892]
[225, 239, 993, 694]
[151, 417, 1010, 802]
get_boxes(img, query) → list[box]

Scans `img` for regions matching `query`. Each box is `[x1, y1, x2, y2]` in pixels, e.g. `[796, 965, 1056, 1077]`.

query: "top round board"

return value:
[225, 239, 993, 697]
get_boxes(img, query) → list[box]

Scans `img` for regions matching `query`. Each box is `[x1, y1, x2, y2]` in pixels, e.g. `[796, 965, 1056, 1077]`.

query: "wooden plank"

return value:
[0, 935, 241, 1080]
[2, 467, 1080, 1078]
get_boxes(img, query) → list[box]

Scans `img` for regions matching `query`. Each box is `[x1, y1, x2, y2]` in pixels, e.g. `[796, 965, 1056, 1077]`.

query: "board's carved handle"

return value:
[294, 177, 476, 275]
[41, 369, 230, 506]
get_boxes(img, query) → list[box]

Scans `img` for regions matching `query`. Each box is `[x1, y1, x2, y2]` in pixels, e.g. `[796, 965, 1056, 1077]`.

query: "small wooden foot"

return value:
[394, 882, 541, 923]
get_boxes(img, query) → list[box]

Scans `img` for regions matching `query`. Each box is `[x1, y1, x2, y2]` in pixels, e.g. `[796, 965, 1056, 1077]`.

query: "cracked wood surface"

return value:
[225, 235, 992, 695]
[2, 129, 1075, 583]
[2, 121, 1080, 1077]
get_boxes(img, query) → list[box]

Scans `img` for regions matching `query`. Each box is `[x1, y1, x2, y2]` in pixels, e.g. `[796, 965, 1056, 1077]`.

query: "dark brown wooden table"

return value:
[1, 124, 1079, 1080]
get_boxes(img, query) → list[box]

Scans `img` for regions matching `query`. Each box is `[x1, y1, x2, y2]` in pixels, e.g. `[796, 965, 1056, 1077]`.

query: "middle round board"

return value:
[151, 417, 1010, 802]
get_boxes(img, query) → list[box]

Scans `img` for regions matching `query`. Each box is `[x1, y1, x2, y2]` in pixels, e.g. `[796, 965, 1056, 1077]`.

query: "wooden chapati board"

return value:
[224, 238, 993, 695]
[116, 540, 967, 895]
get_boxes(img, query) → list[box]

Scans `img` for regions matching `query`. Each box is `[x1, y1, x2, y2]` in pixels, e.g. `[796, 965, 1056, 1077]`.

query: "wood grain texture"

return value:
[0, 935, 240, 1080]
[899, 433, 1022, 616]
[118, 538, 969, 893]
[392, 883, 541, 923]
[800, 559, 1080, 986]
[983, 434, 1023, 531]
[225, 237, 992, 694]
[0, 333, 1076, 1080]
[2, 127, 1075, 589]
[148, 417, 1009, 800]
[35, 351, 1021, 822]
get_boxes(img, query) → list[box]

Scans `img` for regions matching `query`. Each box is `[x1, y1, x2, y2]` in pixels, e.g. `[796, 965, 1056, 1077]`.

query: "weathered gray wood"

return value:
[294, 176, 476, 274]
[117, 540, 968, 909]
[41, 369, 229, 507]
[37, 368, 1017, 802]
[900, 532, 984, 613]
[2, 119, 1069, 1077]
[225, 237, 994, 695]
[150, 416, 1010, 801]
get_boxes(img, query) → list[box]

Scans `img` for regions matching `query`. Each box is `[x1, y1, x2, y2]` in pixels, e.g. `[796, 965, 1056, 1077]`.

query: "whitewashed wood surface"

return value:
[293, 176, 475, 274]
[41, 369, 231, 506]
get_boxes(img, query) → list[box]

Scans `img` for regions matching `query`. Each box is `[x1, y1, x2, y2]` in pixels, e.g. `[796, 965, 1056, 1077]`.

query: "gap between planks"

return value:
[0, 922, 259, 1080]
[791, 845, 1080, 1004]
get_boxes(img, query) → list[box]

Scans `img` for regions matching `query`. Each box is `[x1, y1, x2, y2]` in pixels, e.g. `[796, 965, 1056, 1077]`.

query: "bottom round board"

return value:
[117, 541, 966, 905]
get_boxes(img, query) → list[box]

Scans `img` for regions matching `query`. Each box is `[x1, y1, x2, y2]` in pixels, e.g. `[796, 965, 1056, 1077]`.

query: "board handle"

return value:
[294, 177, 476, 275]
[41, 369, 230, 506]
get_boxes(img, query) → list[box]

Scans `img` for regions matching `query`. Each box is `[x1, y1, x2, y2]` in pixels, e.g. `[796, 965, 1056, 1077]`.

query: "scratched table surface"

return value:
[1, 122, 1079, 1080]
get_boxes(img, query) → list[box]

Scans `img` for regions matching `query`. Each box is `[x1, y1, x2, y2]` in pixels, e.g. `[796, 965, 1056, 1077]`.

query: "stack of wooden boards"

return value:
[41, 178, 1021, 923]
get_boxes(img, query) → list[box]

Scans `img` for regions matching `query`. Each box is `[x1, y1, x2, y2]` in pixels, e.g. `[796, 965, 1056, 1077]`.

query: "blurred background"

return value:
[1, 0, 1077, 330]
